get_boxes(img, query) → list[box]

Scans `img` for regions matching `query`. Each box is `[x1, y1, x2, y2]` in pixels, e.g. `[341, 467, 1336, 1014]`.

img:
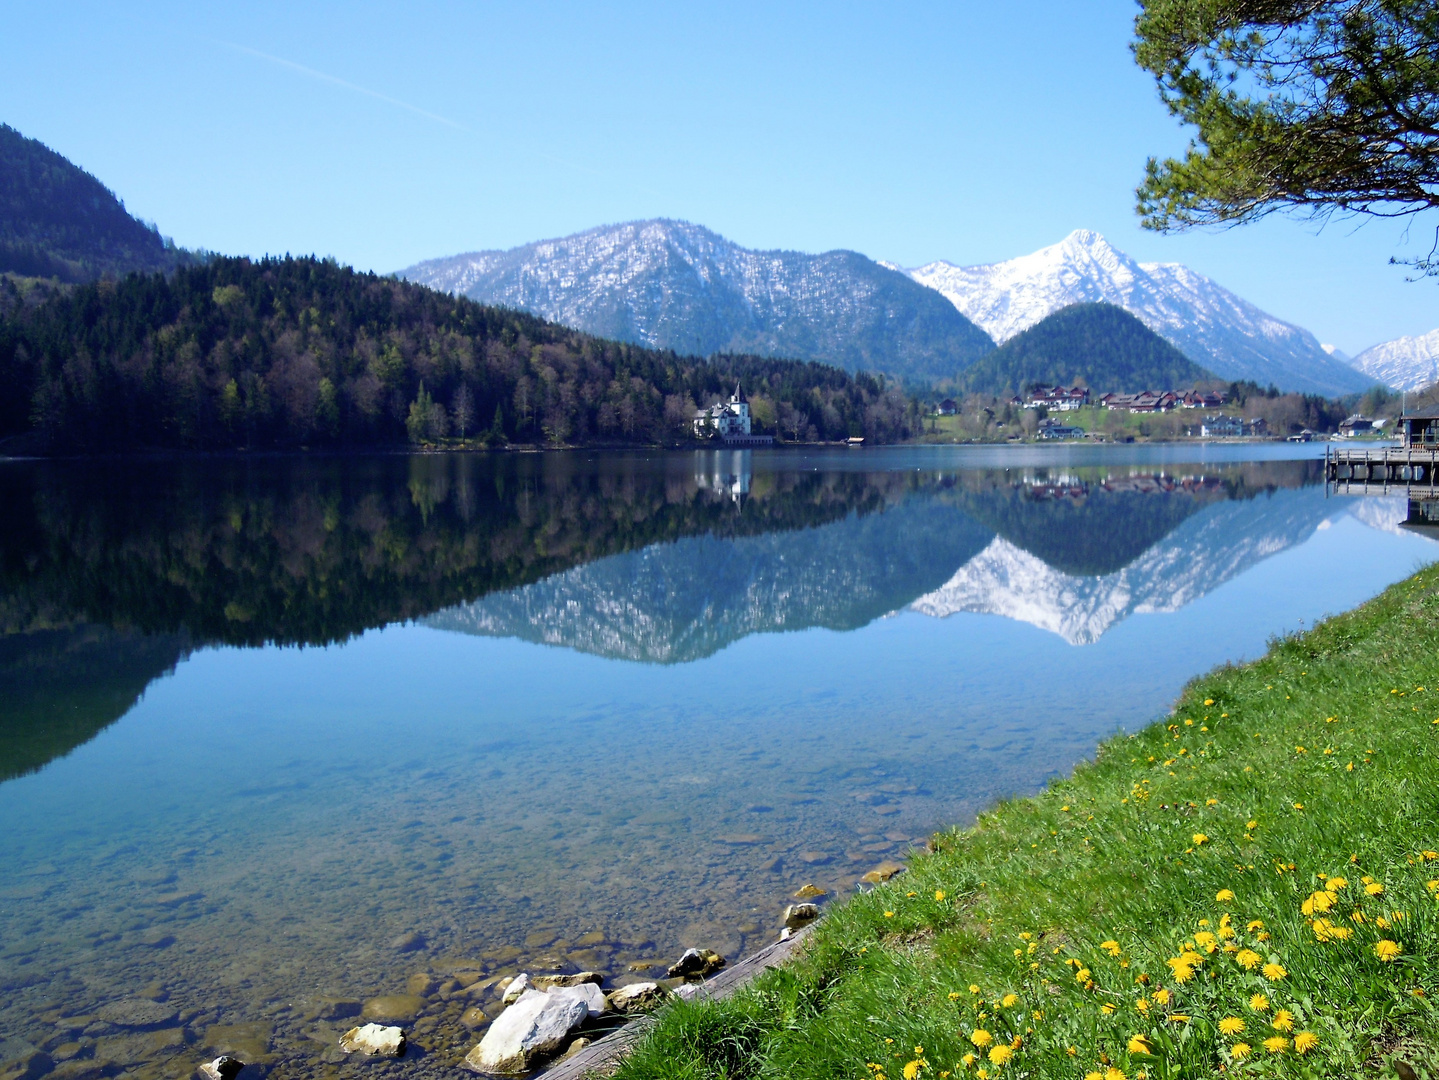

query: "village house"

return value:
[1200, 415, 1245, 438]
[1025, 385, 1089, 411]
[1339, 414, 1381, 438]
[935, 398, 958, 416]
[1097, 390, 1179, 413]
[1037, 417, 1085, 439]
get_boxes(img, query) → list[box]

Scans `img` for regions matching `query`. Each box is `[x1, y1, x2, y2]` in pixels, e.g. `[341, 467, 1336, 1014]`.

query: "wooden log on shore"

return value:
[536, 925, 816, 1079]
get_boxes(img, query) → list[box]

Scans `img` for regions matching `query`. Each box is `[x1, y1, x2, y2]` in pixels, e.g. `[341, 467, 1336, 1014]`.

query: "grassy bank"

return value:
[613, 564, 1439, 1080]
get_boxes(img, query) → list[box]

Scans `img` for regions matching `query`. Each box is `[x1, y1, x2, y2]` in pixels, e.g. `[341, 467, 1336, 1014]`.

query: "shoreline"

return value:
[603, 563, 1439, 1080]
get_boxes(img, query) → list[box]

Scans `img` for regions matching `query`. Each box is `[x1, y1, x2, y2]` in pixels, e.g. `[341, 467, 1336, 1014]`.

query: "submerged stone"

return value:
[861, 862, 906, 884]
[793, 883, 826, 898]
[360, 995, 426, 1023]
[95, 1000, 178, 1029]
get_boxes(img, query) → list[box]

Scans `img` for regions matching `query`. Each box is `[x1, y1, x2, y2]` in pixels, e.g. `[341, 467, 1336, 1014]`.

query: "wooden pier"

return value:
[1325, 443, 1439, 497]
[1325, 413, 1439, 529]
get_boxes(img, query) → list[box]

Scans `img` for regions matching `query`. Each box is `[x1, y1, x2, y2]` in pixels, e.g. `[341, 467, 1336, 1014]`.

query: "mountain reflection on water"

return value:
[0, 449, 1397, 778]
[0, 446, 1433, 1080]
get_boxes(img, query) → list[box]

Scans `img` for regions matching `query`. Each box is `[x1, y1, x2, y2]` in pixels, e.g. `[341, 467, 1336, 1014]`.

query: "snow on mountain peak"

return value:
[1351, 328, 1439, 391]
[902, 233, 1370, 396]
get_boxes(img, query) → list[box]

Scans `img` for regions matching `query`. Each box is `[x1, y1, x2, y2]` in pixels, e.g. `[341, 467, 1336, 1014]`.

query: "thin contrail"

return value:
[223, 41, 470, 132]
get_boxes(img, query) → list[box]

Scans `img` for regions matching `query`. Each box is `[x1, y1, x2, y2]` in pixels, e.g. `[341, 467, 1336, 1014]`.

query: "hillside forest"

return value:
[0, 257, 921, 451]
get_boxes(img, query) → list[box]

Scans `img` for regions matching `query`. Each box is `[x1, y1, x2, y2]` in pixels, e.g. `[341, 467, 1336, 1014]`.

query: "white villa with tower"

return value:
[692, 383, 774, 445]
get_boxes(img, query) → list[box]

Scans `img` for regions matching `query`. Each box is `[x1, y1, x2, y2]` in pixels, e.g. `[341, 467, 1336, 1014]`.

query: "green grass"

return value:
[612, 565, 1439, 1080]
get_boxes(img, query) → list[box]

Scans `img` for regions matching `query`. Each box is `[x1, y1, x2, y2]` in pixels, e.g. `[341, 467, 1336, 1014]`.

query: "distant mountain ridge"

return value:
[900, 230, 1372, 397]
[1350, 329, 1439, 391]
[398, 219, 996, 382]
[0, 123, 186, 282]
[957, 303, 1213, 395]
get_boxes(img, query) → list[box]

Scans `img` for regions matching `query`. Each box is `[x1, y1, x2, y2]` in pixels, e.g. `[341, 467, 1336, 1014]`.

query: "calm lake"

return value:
[0, 444, 1432, 1079]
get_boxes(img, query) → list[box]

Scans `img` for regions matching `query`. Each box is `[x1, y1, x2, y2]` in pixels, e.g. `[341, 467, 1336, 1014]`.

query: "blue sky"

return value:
[4, 1, 1435, 355]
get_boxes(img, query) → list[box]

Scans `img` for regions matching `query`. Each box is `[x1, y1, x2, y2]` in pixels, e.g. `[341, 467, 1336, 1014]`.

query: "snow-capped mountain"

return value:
[900, 231, 1371, 396]
[1350, 329, 1439, 391]
[399, 219, 994, 381]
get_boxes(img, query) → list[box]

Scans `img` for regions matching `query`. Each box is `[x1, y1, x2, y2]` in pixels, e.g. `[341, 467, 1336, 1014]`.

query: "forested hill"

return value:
[0, 124, 188, 283]
[958, 302, 1215, 394]
[0, 256, 918, 452]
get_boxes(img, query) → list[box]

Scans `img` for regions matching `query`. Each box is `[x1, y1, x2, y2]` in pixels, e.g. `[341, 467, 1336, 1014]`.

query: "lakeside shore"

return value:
[604, 563, 1439, 1080]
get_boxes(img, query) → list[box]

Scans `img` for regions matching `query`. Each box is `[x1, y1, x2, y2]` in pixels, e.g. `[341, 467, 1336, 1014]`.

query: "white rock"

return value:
[500, 973, 530, 1004]
[198, 1056, 244, 1080]
[339, 1023, 406, 1057]
[463, 989, 588, 1074]
[546, 982, 606, 1017]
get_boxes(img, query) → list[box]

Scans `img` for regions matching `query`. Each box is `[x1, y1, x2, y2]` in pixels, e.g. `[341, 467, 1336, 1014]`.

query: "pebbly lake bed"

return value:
[0, 443, 1434, 1080]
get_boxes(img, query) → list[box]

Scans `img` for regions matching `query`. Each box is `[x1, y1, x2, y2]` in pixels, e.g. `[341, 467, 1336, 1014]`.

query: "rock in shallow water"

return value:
[500, 974, 531, 1005]
[861, 862, 906, 884]
[783, 902, 820, 929]
[666, 949, 725, 978]
[606, 982, 668, 1014]
[463, 990, 588, 1075]
[531, 972, 602, 990]
[390, 931, 426, 952]
[339, 1024, 406, 1057]
[95, 999, 179, 1028]
[545, 983, 606, 1018]
[197, 1056, 244, 1080]
[793, 883, 826, 898]
[361, 995, 426, 1023]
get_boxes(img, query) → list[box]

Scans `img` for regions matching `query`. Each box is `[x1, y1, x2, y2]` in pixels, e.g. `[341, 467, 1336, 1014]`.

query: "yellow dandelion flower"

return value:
[1235, 949, 1262, 969]
[970, 984, 980, 994]
[1204, 698, 1214, 705]
[1001, 994, 1018, 1008]
[884, 911, 895, 918]
[987, 1045, 1012, 1066]
[1271, 1010, 1294, 1032]
[962, 1054, 976, 1067]
[1105, 1070, 1126, 1080]
[1246, 919, 1264, 931]
[1215, 888, 1235, 902]
[1375, 939, 1402, 961]
[1218, 1016, 1245, 1036]
[1101, 940, 1121, 956]
[977, 1071, 988, 1080]
[1127, 1034, 1152, 1055]
[904, 1062, 921, 1080]
[1366, 882, 1385, 896]
[1263, 1036, 1288, 1054]
[1249, 993, 1269, 1012]
[1085, 1074, 1103, 1080]
[1328, 876, 1348, 889]
[1262, 963, 1287, 981]
[1293, 1031, 1318, 1054]
[1246, 820, 1258, 830]
[1135, 999, 1149, 1014]
[1151, 989, 1170, 1005]
[935, 890, 946, 902]
[1192, 833, 1209, 845]
[1301, 890, 1335, 916]
[970, 1029, 993, 1048]
[1194, 931, 1217, 951]
[1230, 1043, 1251, 1059]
